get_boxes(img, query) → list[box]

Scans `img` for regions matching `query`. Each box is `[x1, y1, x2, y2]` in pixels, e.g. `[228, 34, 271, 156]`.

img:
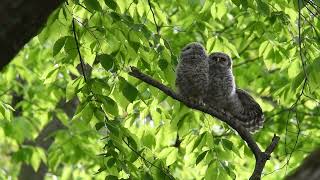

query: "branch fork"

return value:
[128, 66, 280, 179]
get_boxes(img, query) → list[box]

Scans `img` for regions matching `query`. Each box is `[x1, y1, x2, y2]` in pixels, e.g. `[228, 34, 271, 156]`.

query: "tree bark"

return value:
[18, 99, 79, 180]
[0, 0, 62, 70]
[286, 148, 320, 180]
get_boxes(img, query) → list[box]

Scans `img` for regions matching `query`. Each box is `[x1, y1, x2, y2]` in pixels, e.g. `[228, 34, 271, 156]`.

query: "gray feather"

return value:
[205, 52, 264, 132]
[175, 42, 209, 104]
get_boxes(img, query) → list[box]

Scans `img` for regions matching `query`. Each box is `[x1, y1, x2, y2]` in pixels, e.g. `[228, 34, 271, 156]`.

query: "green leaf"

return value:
[97, 54, 116, 71]
[53, 36, 67, 56]
[105, 120, 120, 136]
[107, 158, 117, 167]
[128, 40, 140, 52]
[105, 175, 118, 180]
[66, 77, 85, 101]
[90, 78, 111, 96]
[35, 147, 46, 163]
[158, 59, 169, 70]
[223, 37, 239, 58]
[102, 96, 119, 116]
[192, 133, 206, 151]
[291, 72, 305, 92]
[110, 12, 122, 22]
[119, 77, 139, 103]
[104, 0, 118, 10]
[205, 161, 219, 179]
[84, 0, 102, 12]
[231, 0, 241, 6]
[221, 139, 233, 150]
[13, 147, 33, 162]
[256, 0, 270, 15]
[244, 145, 253, 158]
[200, 0, 213, 14]
[142, 132, 156, 149]
[95, 166, 107, 175]
[0, 103, 14, 121]
[127, 135, 138, 149]
[0, 105, 5, 119]
[64, 36, 77, 58]
[43, 68, 59, 84]
[196, 150, 208, 165]
[216, 2, 227, 20]
[159, 147, 175, 159]
[30, 148, 41, 171]
[166, 148, 178, 166]
[95, 122, 105, 130]
[82, 103, 95, 123]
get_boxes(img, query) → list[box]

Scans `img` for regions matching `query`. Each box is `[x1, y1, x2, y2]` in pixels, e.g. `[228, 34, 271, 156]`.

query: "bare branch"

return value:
[128, 66, 280, 180]
[147, 0, 160, 34]
[72, 18, 88, 82]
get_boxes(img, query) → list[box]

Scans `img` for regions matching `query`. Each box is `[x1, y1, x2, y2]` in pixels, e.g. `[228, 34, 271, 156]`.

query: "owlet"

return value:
[175, 42, 209, 104]
[205, 52, 264, 132]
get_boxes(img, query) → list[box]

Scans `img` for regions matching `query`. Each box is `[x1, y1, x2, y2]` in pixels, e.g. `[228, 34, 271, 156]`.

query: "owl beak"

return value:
[216, 57, 220, 62]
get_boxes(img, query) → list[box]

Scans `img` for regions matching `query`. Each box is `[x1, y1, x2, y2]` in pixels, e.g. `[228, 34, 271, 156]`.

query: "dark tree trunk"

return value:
[286, 148, 320, 180]
[0, 0, 62, 70]
[18, 99, 79, 180]
[17, 64, 91, 179]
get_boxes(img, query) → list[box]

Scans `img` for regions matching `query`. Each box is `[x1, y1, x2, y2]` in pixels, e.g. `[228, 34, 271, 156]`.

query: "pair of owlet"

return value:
[175, 42, 264, 132]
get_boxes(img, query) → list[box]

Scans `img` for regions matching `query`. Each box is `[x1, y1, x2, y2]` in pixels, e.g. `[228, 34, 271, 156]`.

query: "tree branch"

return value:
[128, 66, 280, 180]
[0, 0, 62, 70]
[147, 0, 160, 34]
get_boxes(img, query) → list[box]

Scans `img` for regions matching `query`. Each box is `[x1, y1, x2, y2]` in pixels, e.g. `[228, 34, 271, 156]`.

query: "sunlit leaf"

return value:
[102, 96, 119, 117]
[196, 150, 208, 165]
[104, 0, 118, 10]
[97, 54, 116, 71]
[119, 77, 139, 103]
[53, 36, 67, 56]
[84, 0, 102, 12]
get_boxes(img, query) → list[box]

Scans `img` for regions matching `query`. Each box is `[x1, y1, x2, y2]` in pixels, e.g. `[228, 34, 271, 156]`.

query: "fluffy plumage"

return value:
[205, 52, 264, 132]
[175, 42, 209, 104]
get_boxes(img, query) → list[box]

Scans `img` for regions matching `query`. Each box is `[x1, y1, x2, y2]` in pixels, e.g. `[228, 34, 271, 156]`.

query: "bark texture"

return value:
[286, 148, 320, 180]
[0, 0, 62, 70]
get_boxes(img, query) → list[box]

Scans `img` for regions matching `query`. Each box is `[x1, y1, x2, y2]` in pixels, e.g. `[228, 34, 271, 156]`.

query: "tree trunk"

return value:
[286, 148, 320, 180]
[0, 0, 62, 70]
[18, 99, 79, 180]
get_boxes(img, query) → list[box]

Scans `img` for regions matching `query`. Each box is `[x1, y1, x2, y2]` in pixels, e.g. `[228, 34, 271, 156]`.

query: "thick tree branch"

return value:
[0, 0, 62, 70]
[128, 66, 280, 180]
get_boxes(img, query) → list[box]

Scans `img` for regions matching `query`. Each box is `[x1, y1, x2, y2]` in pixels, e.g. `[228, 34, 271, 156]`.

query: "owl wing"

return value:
[235, 88, 264, 132]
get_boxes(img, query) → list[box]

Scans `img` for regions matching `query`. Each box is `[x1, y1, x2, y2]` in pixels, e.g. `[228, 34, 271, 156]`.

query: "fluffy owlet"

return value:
[205, 52, 264, 132]
[175, 42, 209, 104]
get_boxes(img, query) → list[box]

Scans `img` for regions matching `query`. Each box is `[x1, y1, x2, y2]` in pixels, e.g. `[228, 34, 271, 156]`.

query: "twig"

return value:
[128, 66, 280, 180]
[147, 0, 160, 34]
[78, 3, 93, 13]
[282, 0, 308, 173]
[72, 18, 87, 82]
[122, 138, 174, 179]
[233, 57, 260, 68]
[305, 0, 320, 17]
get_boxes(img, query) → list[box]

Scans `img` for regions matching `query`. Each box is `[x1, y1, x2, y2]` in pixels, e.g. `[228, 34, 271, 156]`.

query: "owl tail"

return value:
[238, 115, 264, 133]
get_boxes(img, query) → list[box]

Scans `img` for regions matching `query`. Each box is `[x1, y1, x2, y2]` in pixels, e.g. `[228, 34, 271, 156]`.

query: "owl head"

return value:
[181, 42, 207, 61]
[208, 52, 232, 69]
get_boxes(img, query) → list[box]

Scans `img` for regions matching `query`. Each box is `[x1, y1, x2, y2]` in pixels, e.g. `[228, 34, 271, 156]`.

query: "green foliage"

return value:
[0, 0, 320, 179]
